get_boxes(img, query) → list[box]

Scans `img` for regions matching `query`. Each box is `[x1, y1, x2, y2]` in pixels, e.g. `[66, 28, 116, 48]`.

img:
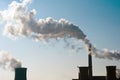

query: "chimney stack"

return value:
[14, 68, 27, 80]
[88, 44, 93, 80]
[106, 66, 116, 80]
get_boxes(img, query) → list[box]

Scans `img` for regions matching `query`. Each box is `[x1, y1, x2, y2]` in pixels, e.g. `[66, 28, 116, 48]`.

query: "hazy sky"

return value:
[0, 0, 120, 80]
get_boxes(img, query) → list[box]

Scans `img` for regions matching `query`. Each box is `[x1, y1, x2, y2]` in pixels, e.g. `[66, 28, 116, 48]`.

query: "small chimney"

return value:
[106, 66, 116, 80]
[14, 68, 27, 80]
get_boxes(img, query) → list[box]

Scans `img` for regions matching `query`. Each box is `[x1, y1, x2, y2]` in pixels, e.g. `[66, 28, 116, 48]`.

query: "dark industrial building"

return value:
[72, 45, 120, 80]
[14, 62, 120, 80]
[73, 66, 117, 80]
[14, 61, 120, 80]
[13, 66, 120, 80]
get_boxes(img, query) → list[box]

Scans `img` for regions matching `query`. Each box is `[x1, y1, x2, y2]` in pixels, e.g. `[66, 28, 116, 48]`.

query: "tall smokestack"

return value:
[88, 44, 93, 80]
[14, 68, 27, 80]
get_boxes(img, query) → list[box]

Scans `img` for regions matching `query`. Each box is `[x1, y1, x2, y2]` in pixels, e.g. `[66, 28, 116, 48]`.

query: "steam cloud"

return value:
[0, 51, 21, 70]
[0, 0, 120, 61]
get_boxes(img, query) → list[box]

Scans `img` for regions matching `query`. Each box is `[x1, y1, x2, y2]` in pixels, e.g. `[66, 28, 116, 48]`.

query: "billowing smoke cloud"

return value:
[0, 51, 21, 71]
[0, 0, 120, 61]
[0, 0, 86, 40]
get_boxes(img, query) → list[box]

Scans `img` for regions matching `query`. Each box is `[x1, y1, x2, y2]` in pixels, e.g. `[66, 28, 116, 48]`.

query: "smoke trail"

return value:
[0, 0, 120, 60]
[0, 51, 22, 71]
[116, 69, 120, 79]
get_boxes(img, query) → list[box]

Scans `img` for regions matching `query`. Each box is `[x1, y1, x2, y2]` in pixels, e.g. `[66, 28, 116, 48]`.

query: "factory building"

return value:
[72, 63, 120, 80]
[72, 45, 120, 80]
[13, 67, 119, 80]
[72, 66, 117, 80]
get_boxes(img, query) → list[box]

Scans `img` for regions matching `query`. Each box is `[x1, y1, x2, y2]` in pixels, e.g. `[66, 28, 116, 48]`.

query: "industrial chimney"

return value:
[14, 68, 27, 80]
[106, 66, 116, 80]
[88, 44, 93, 80]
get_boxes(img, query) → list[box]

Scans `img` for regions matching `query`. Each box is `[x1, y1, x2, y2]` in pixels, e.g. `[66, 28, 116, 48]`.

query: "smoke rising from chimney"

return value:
[0, 0, 120, 60]
[116, 69, 120, 79]
[0, 51, 22, 71]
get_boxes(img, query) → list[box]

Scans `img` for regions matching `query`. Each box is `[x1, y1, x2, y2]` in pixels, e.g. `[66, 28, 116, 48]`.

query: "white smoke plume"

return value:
[0, 0, 120, 60]
[116, 69, 120, 79]
[0, 51, 22, 71]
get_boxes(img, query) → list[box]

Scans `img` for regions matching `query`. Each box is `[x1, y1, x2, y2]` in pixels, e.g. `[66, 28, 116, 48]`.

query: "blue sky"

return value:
[0, 0, 120, 80]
